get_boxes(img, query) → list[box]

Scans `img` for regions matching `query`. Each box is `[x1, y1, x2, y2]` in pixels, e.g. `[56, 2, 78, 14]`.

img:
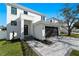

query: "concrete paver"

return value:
[27, 37, 79, 56]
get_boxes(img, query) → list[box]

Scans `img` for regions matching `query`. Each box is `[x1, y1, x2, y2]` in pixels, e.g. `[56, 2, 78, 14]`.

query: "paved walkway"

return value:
[26, 37, 79, 56]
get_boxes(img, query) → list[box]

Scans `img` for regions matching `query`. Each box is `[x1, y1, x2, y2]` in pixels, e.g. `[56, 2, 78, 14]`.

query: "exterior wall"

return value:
[33, 24, 45, 40]
[6, 4, 23, 40]
[6, 4, 43, 40]
[7, 4, 42, 24]
[20, 18, 24, 39]
[28, 12, 41, 23]
[7, 17, 21, 40]
[7, 5, 23, 25]
[33, 22, 61, 40]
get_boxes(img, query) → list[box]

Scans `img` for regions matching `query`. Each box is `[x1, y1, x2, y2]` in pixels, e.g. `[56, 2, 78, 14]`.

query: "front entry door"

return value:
[24, 25, 28, 35]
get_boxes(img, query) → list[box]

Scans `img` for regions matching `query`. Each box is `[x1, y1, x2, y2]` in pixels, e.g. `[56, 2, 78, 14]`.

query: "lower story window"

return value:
[11, 21, 17, 26]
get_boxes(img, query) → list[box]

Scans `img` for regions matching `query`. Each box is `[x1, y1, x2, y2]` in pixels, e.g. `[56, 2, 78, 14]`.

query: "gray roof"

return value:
[6, 3, 46, 16]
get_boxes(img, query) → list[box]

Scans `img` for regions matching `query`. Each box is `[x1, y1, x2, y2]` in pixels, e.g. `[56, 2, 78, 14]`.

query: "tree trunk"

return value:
[68, 29, 71, 36]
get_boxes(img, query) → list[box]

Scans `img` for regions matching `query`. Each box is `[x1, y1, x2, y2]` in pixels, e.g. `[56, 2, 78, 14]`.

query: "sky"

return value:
[0, 3, 6, 26]
[0, 3, 78, 26]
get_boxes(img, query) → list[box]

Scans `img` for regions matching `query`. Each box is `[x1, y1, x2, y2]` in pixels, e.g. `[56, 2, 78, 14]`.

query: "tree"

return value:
[60, 4, 79, 36]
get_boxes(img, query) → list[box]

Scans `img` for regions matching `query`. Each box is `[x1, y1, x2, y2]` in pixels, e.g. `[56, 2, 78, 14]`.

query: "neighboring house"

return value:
[0, 29, 1, 31]
[6, 3, 60, 40]
[0, 26, 6, 31]
[72, 28, 79, 34]
[0, 26, 3, 31]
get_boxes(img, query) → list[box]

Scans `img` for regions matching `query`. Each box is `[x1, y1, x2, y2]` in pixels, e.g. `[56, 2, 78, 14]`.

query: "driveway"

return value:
[59, 37, 79, 50]
[26, 37, 79, 56]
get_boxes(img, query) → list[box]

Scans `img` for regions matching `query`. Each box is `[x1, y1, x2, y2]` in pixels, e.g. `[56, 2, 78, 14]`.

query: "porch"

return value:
[20, 15, 33, 39]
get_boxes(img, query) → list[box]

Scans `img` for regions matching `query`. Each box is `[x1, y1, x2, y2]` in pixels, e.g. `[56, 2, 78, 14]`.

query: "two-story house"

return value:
[6, 3, 60, 40]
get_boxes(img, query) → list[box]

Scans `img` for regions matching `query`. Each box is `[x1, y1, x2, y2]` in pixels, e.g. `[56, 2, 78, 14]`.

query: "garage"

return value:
[45, 26, 58, 38]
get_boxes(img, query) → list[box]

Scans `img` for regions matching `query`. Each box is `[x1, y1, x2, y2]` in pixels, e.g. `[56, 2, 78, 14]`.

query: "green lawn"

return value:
[1, 39, 79, 56]
[21, 40, 38, 56]
[0, 40, 23, 56]
[62, 34, 79, 38]
[0, 39, 38, 56]
[70, 50, 79, 56]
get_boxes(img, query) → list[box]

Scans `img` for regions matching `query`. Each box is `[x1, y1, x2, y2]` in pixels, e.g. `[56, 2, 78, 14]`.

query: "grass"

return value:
[0, 39, 38, 56]
[21, 40, 38, 56]
[62, 34, 79, 38]
[0, 40, 23, 56]
[70, 50, 79, 56]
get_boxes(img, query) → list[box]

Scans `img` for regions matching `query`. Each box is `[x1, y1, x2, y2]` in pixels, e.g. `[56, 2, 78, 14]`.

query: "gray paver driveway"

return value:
[27, 37, 79, 56]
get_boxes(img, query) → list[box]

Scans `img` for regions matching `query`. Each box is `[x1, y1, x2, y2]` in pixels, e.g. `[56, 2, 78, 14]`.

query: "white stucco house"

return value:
[6, 3, 60, 40]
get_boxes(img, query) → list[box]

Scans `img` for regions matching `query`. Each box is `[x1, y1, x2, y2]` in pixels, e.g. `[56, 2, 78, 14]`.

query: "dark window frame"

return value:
[24, 11, 28, 14]
[11, 21, 17, 26]
[11, 7, 17, 15]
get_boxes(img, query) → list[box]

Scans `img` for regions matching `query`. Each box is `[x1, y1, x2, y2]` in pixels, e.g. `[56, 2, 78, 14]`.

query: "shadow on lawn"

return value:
[20, 40, 27, 56]
[20, 39, 38, 56]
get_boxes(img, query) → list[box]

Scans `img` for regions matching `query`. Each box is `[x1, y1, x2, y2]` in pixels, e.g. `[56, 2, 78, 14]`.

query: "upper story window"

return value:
[11, 7, 17, 15]
[24, 11, 28, 14]
[41, 16, 45, 21]
[11, 21, 17, 26]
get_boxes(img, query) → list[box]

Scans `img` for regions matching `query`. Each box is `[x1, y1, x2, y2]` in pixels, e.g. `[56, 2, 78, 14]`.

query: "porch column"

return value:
[20, 19, 24, 39]
[42, 26, 45, 40]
